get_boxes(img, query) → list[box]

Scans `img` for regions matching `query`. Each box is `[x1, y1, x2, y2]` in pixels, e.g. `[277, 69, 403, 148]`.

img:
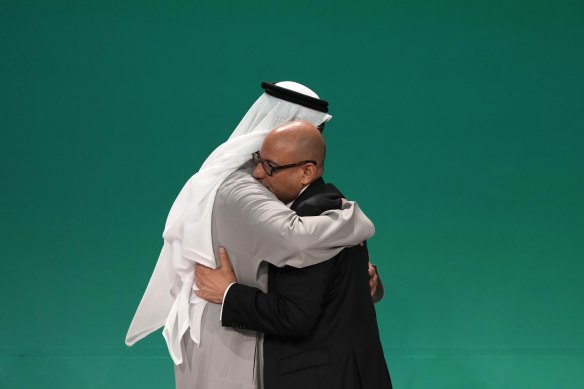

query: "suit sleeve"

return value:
[221, 189, 344, 336]
[222, 261, 333, 336]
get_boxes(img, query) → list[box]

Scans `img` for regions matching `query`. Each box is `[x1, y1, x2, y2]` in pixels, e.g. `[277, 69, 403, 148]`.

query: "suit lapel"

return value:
[290, 178, 326, 211]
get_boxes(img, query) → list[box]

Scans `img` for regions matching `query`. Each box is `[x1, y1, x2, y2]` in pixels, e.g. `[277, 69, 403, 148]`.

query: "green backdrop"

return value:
[1, 1, 583, 388]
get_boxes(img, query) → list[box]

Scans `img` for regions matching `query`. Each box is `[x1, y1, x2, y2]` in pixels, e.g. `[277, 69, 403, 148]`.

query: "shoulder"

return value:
[218, 168, 276, 203]
[216, 168, 292, 223]
[295, 181, 344, 216]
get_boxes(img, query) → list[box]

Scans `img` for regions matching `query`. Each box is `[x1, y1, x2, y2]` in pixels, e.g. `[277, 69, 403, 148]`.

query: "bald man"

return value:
[196, 121, 392, 389]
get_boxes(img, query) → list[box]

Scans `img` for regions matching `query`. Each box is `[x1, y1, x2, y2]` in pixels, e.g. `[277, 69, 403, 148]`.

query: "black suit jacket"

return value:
[222, 178, 392, 389]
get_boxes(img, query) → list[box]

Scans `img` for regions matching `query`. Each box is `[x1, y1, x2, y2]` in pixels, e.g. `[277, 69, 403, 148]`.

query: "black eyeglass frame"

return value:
[252, 151, 317, 177]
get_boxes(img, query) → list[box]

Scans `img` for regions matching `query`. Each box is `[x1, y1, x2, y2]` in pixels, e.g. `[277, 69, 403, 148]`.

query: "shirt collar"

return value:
[285, 185, 310, 208]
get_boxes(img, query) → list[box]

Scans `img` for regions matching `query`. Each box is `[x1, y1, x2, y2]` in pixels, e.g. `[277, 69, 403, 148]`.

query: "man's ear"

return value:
[300, 163, 318, 185]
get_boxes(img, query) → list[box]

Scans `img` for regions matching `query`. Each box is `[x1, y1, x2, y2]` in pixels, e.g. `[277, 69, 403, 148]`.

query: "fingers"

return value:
[195, 290, 220, 304]
[194, 264, 208, 283]
[194, 269, 204, 288]
[195, 263, 212, 274]
[218, 247, 232, 270]
[369, 275, 378, 296]
[197, 289, 222, 304]
[194, 263, 215, 287]
[368, 262, 378, 296]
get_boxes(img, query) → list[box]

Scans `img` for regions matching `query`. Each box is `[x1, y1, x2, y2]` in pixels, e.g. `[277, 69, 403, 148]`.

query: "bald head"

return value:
[264, 120, 326, 175]
[252, 121, 327, 203]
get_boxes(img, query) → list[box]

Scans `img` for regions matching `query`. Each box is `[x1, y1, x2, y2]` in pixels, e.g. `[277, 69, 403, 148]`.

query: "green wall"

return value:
[1, 1, 583, 387]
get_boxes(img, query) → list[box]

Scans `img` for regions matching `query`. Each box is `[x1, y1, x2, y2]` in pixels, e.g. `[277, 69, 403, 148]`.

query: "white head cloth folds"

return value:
[125, 82, 332, 364]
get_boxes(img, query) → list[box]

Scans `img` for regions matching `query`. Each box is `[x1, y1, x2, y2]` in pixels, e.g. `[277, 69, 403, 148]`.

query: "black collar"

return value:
[290, 178, 326, 211]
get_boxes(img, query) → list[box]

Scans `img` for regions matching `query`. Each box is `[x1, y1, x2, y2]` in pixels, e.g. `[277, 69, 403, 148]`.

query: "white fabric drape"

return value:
[125, 86, 332, 365]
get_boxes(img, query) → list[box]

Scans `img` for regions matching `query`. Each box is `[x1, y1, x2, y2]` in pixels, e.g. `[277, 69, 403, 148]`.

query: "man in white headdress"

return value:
[125, 81, 375, 388]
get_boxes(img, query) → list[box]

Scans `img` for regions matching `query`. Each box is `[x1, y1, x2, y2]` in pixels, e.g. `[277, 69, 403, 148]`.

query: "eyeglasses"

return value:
[252, 151, 317, 177]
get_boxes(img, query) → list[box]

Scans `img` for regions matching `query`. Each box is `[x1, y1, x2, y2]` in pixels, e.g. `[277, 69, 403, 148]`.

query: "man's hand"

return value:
[194, 247, 237, 304]
[368, 262, 379, 297]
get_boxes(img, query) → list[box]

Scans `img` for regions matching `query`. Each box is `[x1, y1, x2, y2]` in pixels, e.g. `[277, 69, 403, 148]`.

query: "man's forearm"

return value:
[221, 262, 332, 336]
